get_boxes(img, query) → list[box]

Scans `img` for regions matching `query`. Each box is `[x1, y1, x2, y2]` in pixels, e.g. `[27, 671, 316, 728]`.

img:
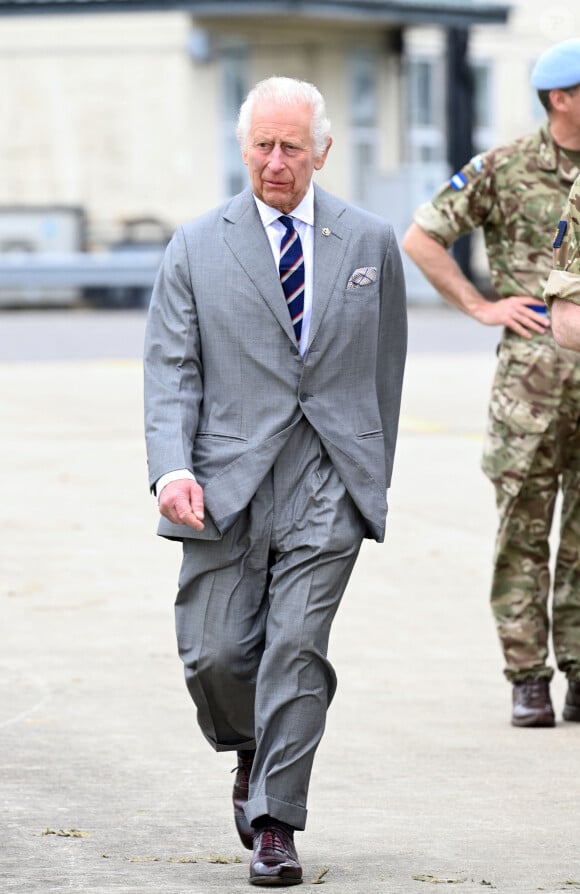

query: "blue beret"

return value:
[531, 39, 580, 90]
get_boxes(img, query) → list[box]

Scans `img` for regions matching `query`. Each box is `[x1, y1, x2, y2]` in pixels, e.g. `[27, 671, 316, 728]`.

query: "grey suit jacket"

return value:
[144, 184, 407, 542]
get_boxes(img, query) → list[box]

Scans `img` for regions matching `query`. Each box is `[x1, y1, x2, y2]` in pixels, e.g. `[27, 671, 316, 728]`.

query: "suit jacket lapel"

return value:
[222, 189, 296, 342]
[309, 186, 351, 349]
[221, 186, 352, 351]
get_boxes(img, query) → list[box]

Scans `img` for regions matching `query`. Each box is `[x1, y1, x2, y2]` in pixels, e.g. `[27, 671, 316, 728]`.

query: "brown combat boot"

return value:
[563, 680, 580, 722]
[511, 677, 555, 727]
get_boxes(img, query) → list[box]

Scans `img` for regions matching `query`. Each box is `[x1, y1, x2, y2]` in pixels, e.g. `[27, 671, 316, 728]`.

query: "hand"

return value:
[158, 479, 205, 530]
[474, 295, 550, 339]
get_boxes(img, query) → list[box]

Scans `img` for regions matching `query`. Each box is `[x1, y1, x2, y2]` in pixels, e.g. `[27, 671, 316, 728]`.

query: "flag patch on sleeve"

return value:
[450, 172, 468, 191]
[553, 220, 567, 248]
[470, 154, 483, 172]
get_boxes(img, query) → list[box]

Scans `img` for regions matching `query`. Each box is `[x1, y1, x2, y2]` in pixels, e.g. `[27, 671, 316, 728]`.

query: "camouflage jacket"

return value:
[414, 124, 579, 300]
[544, 173, 580, 308]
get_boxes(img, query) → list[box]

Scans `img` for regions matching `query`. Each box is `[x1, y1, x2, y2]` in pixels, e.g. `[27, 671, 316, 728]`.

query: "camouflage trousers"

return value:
[481, 331, 580, 683]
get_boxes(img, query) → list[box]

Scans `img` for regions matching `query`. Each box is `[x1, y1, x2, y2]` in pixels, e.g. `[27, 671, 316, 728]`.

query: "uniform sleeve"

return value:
[544, 176, 580, 308]
[413, 152, 496, 248]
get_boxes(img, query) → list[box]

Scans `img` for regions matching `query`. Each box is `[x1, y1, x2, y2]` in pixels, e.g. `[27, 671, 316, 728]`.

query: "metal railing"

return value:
[0, 249, 164, 306]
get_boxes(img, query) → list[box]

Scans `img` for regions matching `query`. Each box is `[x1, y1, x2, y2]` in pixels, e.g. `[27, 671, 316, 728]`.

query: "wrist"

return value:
[155, 469, 195, 501]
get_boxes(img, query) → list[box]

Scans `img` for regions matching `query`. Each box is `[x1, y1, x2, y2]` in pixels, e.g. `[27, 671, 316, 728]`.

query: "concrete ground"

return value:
[1, 307, 578, 894]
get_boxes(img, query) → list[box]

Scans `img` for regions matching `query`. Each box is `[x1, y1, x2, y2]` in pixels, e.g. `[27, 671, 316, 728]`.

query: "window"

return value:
[529, 59, 549, 123]
[350, 49, 379, 203]
[406, 56, 493, 162]
[406, 57, 445, 163]
[472, 61, 494, 153]
[222, 48, 249, 198]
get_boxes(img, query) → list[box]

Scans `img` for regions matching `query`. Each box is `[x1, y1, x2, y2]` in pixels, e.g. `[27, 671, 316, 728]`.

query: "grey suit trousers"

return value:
[174, 417, 365, 830]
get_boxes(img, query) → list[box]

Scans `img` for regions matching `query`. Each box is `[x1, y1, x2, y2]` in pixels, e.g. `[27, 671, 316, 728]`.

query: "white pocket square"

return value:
[346, 266, 377, 289]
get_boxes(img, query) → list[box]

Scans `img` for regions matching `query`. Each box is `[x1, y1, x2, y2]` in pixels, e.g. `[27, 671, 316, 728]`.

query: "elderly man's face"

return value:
[242, 99, 331, 214]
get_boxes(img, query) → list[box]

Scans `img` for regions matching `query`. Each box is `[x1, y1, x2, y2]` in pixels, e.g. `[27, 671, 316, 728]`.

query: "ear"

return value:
[314, 137, 332, 172]
[549, 89, 572, 113]
[241, 147, 249, 166]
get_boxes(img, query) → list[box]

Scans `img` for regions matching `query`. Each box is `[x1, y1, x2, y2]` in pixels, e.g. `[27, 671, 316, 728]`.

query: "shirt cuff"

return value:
[155, 469, 195, 501]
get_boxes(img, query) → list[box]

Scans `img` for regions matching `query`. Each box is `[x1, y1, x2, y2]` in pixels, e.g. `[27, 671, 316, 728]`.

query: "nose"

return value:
[267, 145, 285, 171]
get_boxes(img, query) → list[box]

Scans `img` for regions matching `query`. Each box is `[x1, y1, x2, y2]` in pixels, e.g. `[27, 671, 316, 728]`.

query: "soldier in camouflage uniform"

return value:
[544, 174, 580, 723]
[545, 174, 580, 351]
[403, 39, 580, 727]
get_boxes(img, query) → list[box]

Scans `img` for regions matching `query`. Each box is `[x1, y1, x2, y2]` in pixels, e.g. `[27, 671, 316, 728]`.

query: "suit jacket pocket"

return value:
[193, 431, 249, 485]
[196, 432, 248, 441]
[343, 282, 379, 301]
[356, 429, 383, 439]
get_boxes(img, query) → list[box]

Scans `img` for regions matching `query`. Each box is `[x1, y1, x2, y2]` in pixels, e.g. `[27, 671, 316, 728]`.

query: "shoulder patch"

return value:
[450, 172, 468, 191]
[470, 154, 484, 173]
[553, 219, 567, 249]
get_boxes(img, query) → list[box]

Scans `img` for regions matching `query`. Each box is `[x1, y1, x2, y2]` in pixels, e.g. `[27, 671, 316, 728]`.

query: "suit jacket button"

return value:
[290, 345, 299, 355]
[300, 392, 310, 402]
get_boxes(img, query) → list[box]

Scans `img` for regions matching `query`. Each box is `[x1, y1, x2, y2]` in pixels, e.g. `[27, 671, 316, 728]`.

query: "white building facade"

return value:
[0, 0, 576, 299]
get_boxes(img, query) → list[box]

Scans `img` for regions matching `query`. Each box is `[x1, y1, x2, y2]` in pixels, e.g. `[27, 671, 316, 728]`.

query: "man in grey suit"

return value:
[144, 76, 407, 886]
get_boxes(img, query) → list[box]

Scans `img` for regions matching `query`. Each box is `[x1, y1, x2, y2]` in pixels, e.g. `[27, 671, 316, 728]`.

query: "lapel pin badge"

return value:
[322, 227, 331, 236]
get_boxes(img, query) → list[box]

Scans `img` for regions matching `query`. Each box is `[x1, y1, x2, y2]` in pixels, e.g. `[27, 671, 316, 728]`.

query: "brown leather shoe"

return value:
[249, 824, 302, 886]
[232, 750, 255, 850]
[563, 680, 580, 722]
[511, 678, 555, 727]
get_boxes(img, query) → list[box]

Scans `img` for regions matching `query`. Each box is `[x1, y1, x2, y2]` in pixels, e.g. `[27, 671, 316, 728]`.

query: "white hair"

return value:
[236, 76, 331, 156]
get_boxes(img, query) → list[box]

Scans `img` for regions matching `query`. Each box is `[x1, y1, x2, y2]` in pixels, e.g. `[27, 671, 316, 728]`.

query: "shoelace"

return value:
[231, 760, 252, 777]
[522, 679, 549, 705]
[231, 752, 254, 776]
[259, 827, 290, 852]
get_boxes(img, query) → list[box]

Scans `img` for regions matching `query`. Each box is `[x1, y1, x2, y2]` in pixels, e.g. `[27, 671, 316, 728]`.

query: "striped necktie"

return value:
[278, 215, 305, 344]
